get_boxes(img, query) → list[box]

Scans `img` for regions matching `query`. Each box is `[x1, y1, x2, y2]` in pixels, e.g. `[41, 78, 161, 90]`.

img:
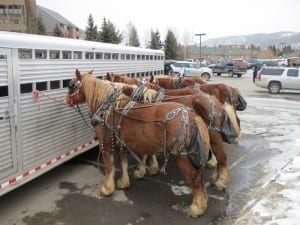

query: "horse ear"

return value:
[149, 74, 154, 83]
[88, 69, 94, 74]
[106, 72, 111, 80]
[75, 69, 82, 80]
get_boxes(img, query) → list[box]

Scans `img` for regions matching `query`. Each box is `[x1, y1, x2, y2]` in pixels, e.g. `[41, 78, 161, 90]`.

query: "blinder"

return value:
[67, 79, 83, 106]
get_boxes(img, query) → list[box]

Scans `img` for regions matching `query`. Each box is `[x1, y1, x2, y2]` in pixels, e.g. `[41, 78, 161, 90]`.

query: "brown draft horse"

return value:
[105, 73, 208, 88]
[66, 69, 211, 217]
[149, 75, 246, 112]
[121, 84, 241, 191]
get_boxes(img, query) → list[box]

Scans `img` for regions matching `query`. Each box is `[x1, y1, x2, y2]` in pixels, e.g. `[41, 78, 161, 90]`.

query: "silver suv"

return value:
[255, 67, 300, 94]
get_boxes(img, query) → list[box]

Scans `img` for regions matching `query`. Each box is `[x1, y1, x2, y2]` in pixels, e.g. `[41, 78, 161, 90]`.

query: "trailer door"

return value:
[0, 48, 18, 178]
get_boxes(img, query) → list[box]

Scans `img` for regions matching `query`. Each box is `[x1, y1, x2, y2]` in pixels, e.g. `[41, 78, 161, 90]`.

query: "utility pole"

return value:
[195, 33, 206, 60]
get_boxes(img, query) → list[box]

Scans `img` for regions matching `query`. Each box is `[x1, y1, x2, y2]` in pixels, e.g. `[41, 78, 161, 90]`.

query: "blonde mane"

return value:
[81, 75, 129, 114]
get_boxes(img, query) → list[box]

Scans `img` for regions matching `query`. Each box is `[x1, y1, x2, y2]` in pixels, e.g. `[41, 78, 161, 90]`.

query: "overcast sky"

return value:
[36, 0, 300, 45]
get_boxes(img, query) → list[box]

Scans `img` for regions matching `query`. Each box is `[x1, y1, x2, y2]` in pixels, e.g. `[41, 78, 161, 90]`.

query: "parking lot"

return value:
[0, 71, 299, 225]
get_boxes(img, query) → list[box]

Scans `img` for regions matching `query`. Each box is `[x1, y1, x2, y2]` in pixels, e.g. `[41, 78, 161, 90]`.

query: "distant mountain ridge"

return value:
[203, 32, 300, 49]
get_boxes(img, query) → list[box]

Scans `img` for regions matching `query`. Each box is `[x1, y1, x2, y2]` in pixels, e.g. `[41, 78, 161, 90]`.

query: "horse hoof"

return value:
[133, 168, 146, 179]
[214, 177, 229, 191]
[147, 166, 159, 176]
[100, 185, 114, 196]
[187, 204, 206, 218]
[117, 179, 130, 189]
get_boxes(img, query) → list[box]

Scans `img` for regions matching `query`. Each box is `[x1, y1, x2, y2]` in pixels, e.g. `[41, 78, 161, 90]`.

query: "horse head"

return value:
[66, 69, 94, 106]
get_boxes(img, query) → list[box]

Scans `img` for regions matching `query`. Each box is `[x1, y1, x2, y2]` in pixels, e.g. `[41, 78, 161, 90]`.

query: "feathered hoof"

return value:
[187, 201, 207, 217]
[117, 178, 130, 189]
[100, 184, 115, 196]
[147, 166, 159, 176]
[213, 176, 230, 191]
[133, 166, 146, 179]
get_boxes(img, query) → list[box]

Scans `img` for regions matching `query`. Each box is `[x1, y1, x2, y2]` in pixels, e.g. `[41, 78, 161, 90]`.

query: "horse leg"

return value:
[100, 151, 116, 196]
[209, 132, 230, 191]
[176, 156, 207, 217]
[117, 152, 130, 189]
[147, 154, 160, 175]
[205, 152, 217, 168]
[133, 155, 147, 179]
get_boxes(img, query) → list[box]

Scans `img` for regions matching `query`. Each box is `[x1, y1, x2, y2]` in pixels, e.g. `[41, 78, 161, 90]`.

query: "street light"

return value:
[195, 33, 206, 60]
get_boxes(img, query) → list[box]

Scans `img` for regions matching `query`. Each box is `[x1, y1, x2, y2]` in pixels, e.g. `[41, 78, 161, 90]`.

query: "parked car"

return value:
[255, 67, 300, 94]
[247, 57, 262, 69]
[210, 59, 248, 77]
[169, 60, 212, 81]
[261, 59, 279, 67]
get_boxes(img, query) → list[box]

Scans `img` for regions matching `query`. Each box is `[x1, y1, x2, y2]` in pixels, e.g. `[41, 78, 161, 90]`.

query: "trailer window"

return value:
[104, 53, 111, 60]
[36, 81, 47, 91]
[18, 49, 32, 59]
[121, 54, 125, 60]
[50, 80, 60, 89]
[62, 51, 71, 59]
[63, 79, 71, 88]
[20, 83, 32, 93]
[85, 52, 94, 59]
[35, 49, 47, 59]
[131, 54, 135, 60]
[112, 53, 119, 60]
[0, 86, 8, 97]
[74, 51, 82, 59]
[96, 52, 103, 59]
[50, 50, 60, 59]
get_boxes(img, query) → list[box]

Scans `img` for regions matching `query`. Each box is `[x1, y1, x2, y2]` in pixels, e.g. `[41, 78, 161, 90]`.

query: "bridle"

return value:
[68, 79, 84, 106]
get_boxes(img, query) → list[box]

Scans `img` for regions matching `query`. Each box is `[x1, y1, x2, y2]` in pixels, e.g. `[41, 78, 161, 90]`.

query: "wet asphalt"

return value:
[0, 71, 299, 225]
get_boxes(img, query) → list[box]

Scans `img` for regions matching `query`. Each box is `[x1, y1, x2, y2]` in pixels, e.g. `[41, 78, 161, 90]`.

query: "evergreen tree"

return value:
[36, 16, 45, 35]
[164, 29, 178, 59]
[85, 14, 98, 41]
[53, 24, 63, 37]
[128, 23, 140, 47]
[98, 17, 122, 44]
[149, 29, 162, 49]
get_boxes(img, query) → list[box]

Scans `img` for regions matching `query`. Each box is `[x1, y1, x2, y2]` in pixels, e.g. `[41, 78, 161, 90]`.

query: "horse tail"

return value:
[223, 102, 242, 139]
[194, 116, 210, 152]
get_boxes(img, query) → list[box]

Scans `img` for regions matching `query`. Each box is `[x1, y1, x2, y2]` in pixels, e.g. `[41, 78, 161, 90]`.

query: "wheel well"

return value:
[268, 81, 281, 89]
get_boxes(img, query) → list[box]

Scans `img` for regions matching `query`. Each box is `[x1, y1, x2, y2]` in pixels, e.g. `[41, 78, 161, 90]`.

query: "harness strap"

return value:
[91, 89, 119, 126]
[155, 88, 165, 103]
[207, 94, 221, 132]
[160, 106, 190, 174]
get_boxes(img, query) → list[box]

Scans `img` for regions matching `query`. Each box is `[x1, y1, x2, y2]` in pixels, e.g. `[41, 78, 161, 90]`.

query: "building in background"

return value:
[0, 0, 36, 32]
[0, 0, 85, 39]
[37, 5, 85, 39]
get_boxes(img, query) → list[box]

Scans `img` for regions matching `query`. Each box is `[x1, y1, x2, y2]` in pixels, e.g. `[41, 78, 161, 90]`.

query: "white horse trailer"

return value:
[0, 31, 164, 196]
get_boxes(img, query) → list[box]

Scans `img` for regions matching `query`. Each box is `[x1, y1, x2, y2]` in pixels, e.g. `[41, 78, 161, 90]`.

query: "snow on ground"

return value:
[235, 98, 300, 225]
